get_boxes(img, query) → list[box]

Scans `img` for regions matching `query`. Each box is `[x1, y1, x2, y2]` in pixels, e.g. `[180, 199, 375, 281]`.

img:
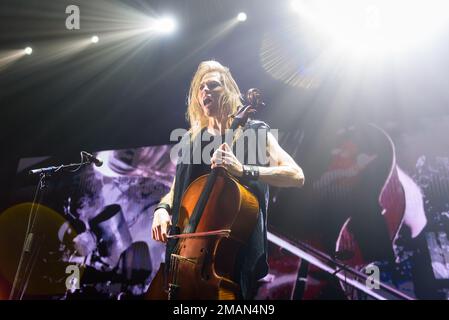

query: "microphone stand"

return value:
[9, 159, 93, 300]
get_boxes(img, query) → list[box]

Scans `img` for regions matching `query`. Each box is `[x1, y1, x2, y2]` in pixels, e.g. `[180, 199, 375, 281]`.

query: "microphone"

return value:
[81, 151, 103, 167]
[29, 166, 59, 175]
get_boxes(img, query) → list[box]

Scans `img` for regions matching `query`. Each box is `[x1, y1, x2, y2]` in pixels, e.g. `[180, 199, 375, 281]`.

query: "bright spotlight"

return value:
[290, 0, 301, 13]
[237, 12, 247, 22]
[152, 17, 177, 34]
[91, 35, 99, 43]
[290, 0, 449, 58]
[24, 47, 33, 55]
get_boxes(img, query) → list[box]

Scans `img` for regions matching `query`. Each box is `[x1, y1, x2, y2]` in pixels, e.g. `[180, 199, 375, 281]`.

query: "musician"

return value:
[151, 60, 304, 299]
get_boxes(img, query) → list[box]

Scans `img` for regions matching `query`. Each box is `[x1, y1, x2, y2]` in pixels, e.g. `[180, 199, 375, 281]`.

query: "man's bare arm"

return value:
[257, 132, 305, 188]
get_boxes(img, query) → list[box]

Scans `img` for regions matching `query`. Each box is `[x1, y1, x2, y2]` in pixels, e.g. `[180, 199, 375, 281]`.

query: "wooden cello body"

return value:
[164, 168, 259, 299]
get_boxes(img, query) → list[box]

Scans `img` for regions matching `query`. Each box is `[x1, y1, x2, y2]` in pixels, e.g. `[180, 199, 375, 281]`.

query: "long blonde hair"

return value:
[186, 61, 242, 138]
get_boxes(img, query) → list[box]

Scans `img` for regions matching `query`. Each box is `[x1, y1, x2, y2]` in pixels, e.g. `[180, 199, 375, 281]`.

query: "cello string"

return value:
[183, 103, 255, 235]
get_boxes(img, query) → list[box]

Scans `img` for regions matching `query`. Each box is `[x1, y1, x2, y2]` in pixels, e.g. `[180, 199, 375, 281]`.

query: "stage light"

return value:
[290, 0, 301, 13]
[289, 0, 449, 58]
[91, 35, 99, 43]
[152, 16, 177, 34]
[237, 12, 247, 22]
[24, 47, 33, 55]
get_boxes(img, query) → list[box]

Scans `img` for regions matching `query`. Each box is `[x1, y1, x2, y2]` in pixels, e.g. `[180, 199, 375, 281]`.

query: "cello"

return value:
[147, 89, 265, 300]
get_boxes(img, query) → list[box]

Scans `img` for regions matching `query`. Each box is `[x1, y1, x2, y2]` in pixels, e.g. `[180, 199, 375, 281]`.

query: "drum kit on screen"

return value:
[0, 202, 153, 300]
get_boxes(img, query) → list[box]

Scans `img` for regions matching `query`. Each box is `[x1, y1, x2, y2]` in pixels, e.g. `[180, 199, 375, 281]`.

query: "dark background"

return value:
[1, 0, 449, 299]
